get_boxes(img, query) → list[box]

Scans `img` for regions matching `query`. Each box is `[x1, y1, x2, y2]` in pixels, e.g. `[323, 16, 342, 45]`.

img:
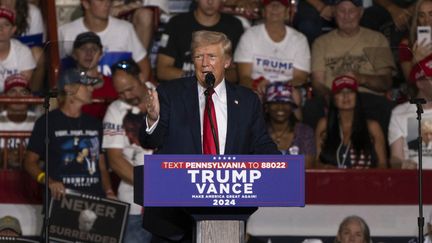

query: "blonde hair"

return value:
[56, 83, 81, 108]
[410, 0, 432, 45]
[191, 30, 232, 58]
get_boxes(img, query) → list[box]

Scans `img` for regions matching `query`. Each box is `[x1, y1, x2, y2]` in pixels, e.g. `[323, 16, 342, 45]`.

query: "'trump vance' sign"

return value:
[143, 155, 304, 207]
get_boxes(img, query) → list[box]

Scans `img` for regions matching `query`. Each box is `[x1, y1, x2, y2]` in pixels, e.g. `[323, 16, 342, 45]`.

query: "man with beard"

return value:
[102, 59, 154, 242]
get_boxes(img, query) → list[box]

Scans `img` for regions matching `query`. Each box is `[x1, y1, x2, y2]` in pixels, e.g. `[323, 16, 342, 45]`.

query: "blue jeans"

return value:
[124, 215, 152, 243]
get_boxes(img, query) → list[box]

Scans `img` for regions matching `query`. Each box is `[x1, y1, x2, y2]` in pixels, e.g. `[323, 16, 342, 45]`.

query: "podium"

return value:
[134, 155, 304, 243]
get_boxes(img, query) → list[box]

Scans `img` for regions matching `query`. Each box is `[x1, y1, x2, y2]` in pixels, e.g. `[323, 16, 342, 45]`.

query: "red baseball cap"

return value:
[331, 75, 358, 93]
[409, 54, 432, 83]
[0, 7, 15, 24]
[4, 74, 29, 93]
[262, 0, 290, 7]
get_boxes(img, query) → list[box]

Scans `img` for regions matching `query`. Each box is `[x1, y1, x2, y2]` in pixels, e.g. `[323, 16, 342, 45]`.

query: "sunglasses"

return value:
[78, 71, 102, 86]
[114, 60, 133, 71]
[112, 60, 140, 77]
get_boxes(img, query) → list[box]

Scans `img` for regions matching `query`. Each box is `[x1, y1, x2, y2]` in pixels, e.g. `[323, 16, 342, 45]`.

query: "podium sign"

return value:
[143, 155, 304, 207]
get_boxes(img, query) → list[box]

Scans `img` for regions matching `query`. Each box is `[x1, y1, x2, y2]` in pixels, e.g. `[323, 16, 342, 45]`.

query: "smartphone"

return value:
[417, 26, 432, 45]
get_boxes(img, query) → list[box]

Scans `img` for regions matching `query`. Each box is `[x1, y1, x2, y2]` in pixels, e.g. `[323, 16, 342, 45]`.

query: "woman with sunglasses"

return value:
[24, 68, 115, 202]
[71, 31, 118, 120]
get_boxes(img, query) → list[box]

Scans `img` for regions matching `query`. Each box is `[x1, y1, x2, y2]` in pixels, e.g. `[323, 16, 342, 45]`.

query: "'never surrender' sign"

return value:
[143, 155, 304, 207]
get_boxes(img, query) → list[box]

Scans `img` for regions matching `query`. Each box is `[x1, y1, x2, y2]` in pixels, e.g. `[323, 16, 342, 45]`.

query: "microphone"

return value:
[205, 72, 215, 89]
[410, 98, 427, 105]
[410, 98, 427, 114]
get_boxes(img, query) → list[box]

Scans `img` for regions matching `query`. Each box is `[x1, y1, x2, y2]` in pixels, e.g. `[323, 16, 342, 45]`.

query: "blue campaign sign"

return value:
[99, 52, 132, 76]
[143, 155, 304, 207]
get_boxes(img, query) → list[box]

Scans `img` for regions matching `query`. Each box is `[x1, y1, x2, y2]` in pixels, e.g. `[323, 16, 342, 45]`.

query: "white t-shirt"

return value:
[234, 24, 310, 83]
[0, 39, 36, 92]
[0, 110, 37, 148]
[58, 16, 147, 76]
[102, 99, 153, 215]
[388, 102, 432, 169]
[26, 4, 45, 37]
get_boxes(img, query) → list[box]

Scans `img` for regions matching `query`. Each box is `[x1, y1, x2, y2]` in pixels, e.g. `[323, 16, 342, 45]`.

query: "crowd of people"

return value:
[0, 0, 431, 242]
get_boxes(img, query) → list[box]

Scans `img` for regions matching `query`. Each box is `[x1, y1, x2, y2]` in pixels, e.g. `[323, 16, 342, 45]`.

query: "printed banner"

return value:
[48, 190, 129, 243]
[143, 155, 305, 207]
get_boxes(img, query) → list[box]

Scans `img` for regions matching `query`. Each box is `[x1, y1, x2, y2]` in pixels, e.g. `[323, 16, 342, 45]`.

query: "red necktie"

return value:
[203, 88, 219, 154]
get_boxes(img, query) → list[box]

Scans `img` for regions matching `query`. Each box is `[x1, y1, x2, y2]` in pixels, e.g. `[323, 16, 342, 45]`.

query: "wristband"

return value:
[36, 172, 45, 184]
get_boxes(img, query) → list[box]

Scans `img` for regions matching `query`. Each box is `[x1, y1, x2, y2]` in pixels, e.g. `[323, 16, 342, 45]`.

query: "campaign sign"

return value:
[48, 190, 129, 243]
[98, 52, 132, 77]
[143, 155, 304, 207]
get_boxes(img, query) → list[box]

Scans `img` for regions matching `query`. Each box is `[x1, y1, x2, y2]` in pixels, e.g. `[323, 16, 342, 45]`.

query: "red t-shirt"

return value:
[399, 40, 413, 63]
[82, 76, 118, 120]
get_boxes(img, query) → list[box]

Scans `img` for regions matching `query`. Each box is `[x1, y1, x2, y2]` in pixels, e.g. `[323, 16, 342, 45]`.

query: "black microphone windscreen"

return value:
[205, 72, 215, 89]
[410, 98, 427, 104]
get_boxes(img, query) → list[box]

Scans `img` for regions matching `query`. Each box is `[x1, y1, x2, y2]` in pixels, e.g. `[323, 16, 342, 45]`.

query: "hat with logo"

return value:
[73, 31, 102, 50]
[410, 54, 432, 83]
[0, 7, 15, 24]
[265, 82, 297, 107]
[58, 68, 102, 91]
[4, 74, 30, 93]
[262, 0, 290, 7]
[334, 0, 363, 7]
[331, 75, 358, 93]
[0, 215, 22, 235]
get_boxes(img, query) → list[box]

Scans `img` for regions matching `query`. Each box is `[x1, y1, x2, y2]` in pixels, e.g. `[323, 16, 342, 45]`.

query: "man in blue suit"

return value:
[140, 30, 279, 242]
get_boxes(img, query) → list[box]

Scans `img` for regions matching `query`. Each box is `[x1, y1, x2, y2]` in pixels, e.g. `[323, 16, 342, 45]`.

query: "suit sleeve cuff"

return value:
[145, 116, 159, 134]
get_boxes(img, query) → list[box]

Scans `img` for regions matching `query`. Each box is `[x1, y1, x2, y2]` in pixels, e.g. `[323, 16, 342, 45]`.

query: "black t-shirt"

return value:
[27, 109, 104, 196]
[158, 12, 244, 77]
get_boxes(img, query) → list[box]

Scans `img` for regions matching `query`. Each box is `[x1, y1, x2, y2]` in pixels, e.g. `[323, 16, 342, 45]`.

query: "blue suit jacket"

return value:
[139, 77, 279, 242]
[140, 77, 278, 154]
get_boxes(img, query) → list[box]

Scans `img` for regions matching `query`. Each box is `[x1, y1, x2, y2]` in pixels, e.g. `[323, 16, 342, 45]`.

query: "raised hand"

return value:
[145, 87, 160, 127]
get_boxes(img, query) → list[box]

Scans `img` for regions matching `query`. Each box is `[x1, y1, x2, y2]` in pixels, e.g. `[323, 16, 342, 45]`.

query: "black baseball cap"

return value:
[334, 0, 363, 6]
[73, 31, 102, 50]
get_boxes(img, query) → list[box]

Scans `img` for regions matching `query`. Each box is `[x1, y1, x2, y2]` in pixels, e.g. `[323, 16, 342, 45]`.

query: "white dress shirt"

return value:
[198, 80, 228, 155]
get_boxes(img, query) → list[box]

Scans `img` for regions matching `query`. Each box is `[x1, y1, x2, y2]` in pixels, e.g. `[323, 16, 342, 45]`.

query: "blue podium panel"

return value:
[143, 155, 304, 207]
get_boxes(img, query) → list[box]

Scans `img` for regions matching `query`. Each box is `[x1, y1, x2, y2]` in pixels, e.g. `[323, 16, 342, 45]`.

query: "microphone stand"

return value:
[410, 98, 427, 243]
[42, 91, 56, 243]
[204, 89, 220, 155]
